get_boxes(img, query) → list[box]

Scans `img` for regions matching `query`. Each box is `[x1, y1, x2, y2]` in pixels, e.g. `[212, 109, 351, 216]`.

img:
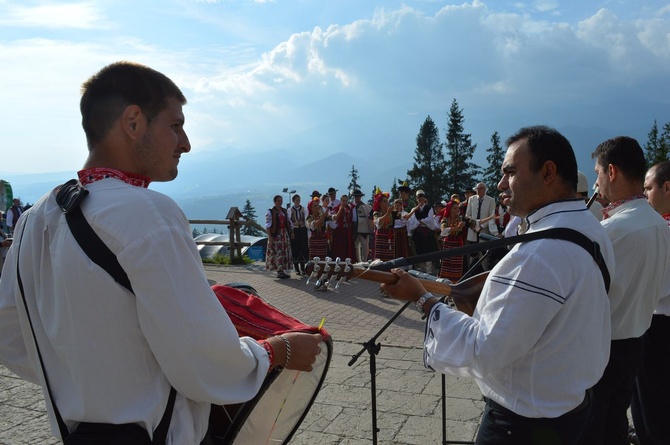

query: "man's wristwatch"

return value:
[415, 292, 435, 316]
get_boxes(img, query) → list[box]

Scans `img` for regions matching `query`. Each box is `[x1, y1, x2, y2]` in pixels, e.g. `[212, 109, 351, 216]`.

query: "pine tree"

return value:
[444, 99, 480, 196]
[482, 131, 504, 194]
[347, 165, 361, 197]
[660, 122, 670, 163]
[390, 178, 399, 200]
[241, 199, 263, 236]
[406, 115, 448, 202]
[645, 120, 662, 168]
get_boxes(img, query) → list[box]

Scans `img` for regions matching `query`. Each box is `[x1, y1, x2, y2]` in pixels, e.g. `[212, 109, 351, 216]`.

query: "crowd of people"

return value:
[264, 180, 522, 283]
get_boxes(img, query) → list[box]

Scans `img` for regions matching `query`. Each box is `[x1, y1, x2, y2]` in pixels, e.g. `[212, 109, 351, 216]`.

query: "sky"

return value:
[1, 0, 669, 177]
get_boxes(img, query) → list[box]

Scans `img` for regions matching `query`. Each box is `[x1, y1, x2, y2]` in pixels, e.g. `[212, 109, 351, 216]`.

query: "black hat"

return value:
[352, 189, 365, 197]
[398, 181, 411, 193]
[327, 187, 338, 194]
[311, 190, 321, 198]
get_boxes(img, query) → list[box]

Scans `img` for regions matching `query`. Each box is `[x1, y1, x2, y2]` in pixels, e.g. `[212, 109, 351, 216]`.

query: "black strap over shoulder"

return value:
[533, 228, 611, 293]
[55, 180, 133, 293]
[24, 179, 177, 443]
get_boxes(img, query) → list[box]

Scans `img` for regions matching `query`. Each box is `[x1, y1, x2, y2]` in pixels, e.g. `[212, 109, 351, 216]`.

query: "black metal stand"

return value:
[436, 252, 487, 445]
[348, 300, 412, 445]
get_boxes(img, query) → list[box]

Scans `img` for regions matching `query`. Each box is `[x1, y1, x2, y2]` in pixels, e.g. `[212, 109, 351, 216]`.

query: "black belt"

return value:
[484, 388, 591, 419]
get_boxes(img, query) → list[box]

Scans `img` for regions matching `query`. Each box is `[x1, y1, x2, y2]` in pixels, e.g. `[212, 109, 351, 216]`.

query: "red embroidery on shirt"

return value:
[78, 168, 151, 188]
[601, 195, 646, 220]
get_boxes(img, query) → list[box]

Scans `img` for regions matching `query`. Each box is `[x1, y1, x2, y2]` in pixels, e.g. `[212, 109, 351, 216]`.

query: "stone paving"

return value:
[0, 263, 483, 444]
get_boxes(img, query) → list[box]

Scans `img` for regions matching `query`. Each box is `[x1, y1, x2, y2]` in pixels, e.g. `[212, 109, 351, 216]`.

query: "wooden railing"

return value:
[189, 207, 266, 260]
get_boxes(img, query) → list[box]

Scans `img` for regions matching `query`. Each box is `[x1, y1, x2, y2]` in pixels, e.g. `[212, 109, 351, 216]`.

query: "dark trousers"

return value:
[631, 315, 670, 445]
[476, 392, 592, 445]
[580, 337, 644, 445]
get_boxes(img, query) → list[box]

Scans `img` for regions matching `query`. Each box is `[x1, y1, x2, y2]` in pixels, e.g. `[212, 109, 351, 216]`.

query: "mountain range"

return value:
[1, 120, 651, 228]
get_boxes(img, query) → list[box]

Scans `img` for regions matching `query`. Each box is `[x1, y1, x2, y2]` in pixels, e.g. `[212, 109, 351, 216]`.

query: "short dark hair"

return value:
[591, 136, 646, 183]
[506, 125, 578, 191]
[292, 194, 301, 202]
[80, 61, 186, 147]
[273, 195, 282, 203]
[650, 160, 670, 187]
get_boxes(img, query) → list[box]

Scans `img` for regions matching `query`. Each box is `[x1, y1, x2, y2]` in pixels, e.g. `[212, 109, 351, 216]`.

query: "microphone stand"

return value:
[349, 236, 506, 444]
[348, 300, 412, 445]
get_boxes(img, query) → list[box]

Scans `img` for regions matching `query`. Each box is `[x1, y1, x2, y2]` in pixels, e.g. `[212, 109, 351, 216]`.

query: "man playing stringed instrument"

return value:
[381, 126, 615, 445]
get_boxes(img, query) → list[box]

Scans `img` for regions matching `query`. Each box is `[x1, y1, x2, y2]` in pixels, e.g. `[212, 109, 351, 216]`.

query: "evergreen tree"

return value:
[482, 131, 504, 194]
[368, 185, 377, 205]
[444, 99, 480, 196]
[645, 120, 662, 168]
[347, 165, 361, 197]
[241, 199, 263, 236]
[406, 115, 448, 202]
[192, 228, 201, 238]
[390, 178, 399, 200]
[660, 122, 670, 163]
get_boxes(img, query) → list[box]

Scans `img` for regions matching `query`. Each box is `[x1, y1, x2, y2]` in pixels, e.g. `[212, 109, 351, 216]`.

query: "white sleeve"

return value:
[423, 249, 565, 378]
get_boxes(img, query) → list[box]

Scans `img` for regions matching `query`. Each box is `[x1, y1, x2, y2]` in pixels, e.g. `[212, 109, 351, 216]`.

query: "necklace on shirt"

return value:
[601, 194, 646, 220]
[78, 167, 152, 188]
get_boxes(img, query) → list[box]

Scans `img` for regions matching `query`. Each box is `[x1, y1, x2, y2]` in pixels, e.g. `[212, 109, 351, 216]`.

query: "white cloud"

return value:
[0, 2, 107, 29]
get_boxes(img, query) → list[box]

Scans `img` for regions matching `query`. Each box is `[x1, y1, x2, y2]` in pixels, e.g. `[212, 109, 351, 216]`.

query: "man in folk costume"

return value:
[326, 187, 340, 210]
[628, 160, 670, 445]
[382, 125, 615, 445]
[265, 195, 294, 279]
[397, 181, 414, 211]
[0, 62, 322, 445]
[581, 137, 670, 445]
[329, 194, 355, 261]
[352, 189, 373, 263]
[288, 194, 309, 275]
[6, 198, 23, 235]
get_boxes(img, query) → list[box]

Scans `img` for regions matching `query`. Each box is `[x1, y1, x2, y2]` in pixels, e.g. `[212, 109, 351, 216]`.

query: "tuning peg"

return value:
[335, 258, 352, 289]
[306, 256, 321, 284]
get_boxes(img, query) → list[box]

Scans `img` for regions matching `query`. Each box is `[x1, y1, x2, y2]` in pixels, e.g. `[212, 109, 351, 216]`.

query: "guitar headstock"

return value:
[305, 257, 355, 290]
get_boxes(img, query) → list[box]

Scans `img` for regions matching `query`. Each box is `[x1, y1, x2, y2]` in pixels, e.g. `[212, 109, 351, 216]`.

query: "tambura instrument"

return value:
[209, 283, 332, 445]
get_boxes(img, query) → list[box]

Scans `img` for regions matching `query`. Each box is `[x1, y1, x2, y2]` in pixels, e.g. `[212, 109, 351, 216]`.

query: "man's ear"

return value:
[541, 160, 558, 184]
[663, 180, 670, 196]
[121, 105, 143, 140]
[607, 164, 618, 181]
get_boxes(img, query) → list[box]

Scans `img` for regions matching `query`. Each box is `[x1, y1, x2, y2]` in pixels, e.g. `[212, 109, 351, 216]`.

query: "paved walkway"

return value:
[0, 263, 483, 444]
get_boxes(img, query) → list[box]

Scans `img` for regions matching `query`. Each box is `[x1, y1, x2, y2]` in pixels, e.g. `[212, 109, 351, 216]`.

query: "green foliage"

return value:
[347, 165, 361, 197]
[407, 115, 448, 202]
[202, 254, 254, 265]
[241, 199, 263, 236]
[482, 131, 504, 195]
[444, 99, 480, 195]
[645, 120, 670, 168]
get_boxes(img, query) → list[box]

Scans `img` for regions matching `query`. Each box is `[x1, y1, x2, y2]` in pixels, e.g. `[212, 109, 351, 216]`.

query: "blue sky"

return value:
[1, 0, 669, 177]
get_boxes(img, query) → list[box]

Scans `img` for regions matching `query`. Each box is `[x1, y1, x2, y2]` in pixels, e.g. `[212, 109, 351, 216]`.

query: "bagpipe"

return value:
[209, 283, 332, 444]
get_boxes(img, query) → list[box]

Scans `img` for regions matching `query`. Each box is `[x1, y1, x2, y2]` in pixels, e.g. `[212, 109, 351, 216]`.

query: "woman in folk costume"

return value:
[307, 192, 329, 260]
[373, 190, 394, 261]
[265, 195, 293, 279]
[373, 190, 410, 261]
[289, 194, 309, 275]
[438, 199, 466, 282]
[329, 194, 356, 261]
